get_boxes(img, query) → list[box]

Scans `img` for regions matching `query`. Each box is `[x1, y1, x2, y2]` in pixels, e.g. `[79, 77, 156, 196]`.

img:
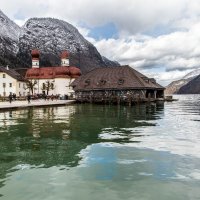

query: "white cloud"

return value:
[0, 0, 198, 34]
[2, 0, 200, 85]
[92, 22, 200, 85]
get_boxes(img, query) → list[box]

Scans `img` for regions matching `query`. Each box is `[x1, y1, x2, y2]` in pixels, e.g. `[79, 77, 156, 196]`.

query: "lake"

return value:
[0, 95, 200, 200]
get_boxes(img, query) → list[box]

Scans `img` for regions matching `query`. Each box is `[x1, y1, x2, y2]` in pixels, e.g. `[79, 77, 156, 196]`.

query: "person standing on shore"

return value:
[27, 93, 31, 104]
[9, 93, 12, 104]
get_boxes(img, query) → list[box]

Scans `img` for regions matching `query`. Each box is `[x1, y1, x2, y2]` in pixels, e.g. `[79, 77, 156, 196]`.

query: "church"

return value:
[25, 50, 81, 96]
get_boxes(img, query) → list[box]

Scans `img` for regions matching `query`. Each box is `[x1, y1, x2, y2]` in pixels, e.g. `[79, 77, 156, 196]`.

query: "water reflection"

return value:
[0, 104, 163, 171]
[0, 97, 200, 200]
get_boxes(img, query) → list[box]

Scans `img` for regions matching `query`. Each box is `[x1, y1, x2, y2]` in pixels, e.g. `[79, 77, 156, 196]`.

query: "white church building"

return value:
[25, 50, 81, 96]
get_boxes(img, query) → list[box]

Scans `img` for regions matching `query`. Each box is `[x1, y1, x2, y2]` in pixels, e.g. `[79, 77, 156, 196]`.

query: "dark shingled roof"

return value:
[72, 65, 164, 91]
[0, 66, 26, 81]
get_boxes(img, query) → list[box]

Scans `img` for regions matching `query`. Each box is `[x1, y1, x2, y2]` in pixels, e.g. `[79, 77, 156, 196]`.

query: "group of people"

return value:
[25, 93, 57, 103]
[31, 93, 61, 101]
[8, 93, 17, 103]
[7, 93, 70, 104]
[8, 92, 31, 104]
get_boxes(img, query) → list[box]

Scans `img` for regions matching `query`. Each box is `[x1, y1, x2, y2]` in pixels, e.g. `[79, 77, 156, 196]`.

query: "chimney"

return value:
[61, 50, 69, 66]
[31, 49, 40, 68]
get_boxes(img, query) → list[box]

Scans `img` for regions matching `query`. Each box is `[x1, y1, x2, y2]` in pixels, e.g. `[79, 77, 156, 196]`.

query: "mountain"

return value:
[177, 75, 200, 94]
[165, 68, 200, 95]
[0, 10, 23, 67]
[165, 79, 191, 95]
[0, 10, 119, 73]
[182, 68, 200, 79]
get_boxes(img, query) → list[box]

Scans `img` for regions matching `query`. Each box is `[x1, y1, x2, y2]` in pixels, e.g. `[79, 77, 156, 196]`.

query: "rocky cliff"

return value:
[0, 10, 23, 67]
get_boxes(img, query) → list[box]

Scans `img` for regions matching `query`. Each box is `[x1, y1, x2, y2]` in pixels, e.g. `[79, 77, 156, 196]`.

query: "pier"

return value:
[0, 100, 75, 111]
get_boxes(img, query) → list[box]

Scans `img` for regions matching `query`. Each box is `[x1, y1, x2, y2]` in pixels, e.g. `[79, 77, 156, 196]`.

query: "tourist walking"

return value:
[12, 93, 16, 101]
[27, 93, 31, 104]
[51, 94, 54, 101]
[8, 93, 12, 104]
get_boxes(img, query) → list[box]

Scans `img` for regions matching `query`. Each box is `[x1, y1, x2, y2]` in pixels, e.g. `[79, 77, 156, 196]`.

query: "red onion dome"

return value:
[61, 50, 69, 59]
[31, 49, 40, 59]
[55, 67, 70, 76]
[69, 66, 81, 77]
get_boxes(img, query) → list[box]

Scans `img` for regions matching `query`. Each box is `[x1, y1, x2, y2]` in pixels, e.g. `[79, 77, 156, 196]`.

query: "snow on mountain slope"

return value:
[18, 17, 119, 72]
[0, 9, 20, 41]
[165, 68, 200, 95]
[183, 68, 200, 79]
[0, 10, 119, 71]
[0, 10, 23, 67]
[178, 74, 200, 94]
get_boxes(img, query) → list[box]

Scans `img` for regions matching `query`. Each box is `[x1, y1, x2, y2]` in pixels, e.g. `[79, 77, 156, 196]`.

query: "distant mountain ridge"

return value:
[177, 74, 200, 94]
[0, 10, 119, 73]
[165, 68, 200, 94]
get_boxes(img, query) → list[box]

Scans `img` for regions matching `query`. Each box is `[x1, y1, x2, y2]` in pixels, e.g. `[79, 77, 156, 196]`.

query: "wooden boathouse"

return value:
[71, 65, 165, 104]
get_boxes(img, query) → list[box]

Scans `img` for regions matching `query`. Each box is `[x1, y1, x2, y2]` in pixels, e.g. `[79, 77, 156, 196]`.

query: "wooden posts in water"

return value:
[75, 89, 163, 105]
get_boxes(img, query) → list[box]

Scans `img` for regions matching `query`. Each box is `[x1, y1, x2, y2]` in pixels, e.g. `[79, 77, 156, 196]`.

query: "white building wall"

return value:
[32, 60, 39, 68]
[54, 78, 75, 96]
[61, 58, 69, 67]
[28, 78, 75, 96]
[0, 72, 17, 96]
[0, 72, 27, 97]
[17, 82, 27, 96]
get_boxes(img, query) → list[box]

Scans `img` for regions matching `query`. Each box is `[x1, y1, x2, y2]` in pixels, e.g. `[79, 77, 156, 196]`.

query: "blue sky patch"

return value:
[144, 24, 175, 37]
[88, 22, 118, 40]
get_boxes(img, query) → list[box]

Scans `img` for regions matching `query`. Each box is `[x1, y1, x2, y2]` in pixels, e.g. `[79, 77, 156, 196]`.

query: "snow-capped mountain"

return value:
[165, 68, 200, 94]
[165, 79, 191, 95]
[0, 9, 20, 43]
[178, 74, 200, 94]
[0, 10, 119, 72]
[183, 68, 200, 79]
[0, 9, 22, 67]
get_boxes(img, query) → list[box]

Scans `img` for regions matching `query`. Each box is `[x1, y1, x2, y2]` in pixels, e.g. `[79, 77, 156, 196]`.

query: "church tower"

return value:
[61, 50, 69, 66]
[31, 49, 40, 68]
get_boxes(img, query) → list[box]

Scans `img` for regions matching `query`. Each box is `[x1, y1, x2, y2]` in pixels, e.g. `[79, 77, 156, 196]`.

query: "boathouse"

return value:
[71, 65, 165, 104]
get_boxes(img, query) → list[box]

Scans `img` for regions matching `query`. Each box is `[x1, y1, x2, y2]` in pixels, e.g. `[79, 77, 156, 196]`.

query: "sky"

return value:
[1, 0, 200, 86]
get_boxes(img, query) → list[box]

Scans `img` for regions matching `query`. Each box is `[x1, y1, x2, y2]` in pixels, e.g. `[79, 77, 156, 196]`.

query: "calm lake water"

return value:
[0, 95, 200, 200]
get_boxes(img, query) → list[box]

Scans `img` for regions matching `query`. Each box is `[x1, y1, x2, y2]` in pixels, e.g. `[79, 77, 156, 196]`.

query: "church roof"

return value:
[72, 65, 164, 91]
[25, 66, 81, 79]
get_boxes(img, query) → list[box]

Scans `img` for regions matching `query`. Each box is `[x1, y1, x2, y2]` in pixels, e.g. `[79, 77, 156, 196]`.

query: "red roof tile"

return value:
[25, 66, 81, 79]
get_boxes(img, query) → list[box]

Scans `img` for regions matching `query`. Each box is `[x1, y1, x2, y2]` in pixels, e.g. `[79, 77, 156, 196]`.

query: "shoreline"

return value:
[0, 100, 76, 111]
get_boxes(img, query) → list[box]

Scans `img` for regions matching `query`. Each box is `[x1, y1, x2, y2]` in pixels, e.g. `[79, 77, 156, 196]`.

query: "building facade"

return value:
[25, 50, 81, 96]
[0, 66, 27, 97]
[72, 65, 165, 104]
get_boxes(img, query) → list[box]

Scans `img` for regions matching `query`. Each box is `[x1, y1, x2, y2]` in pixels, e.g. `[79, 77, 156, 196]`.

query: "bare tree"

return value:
[25, 80, 37, 95]
[41, 80, 55, 95]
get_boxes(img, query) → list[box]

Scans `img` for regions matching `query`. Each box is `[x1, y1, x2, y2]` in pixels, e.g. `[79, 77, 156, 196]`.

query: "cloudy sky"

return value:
[2, 0, 200, 85]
